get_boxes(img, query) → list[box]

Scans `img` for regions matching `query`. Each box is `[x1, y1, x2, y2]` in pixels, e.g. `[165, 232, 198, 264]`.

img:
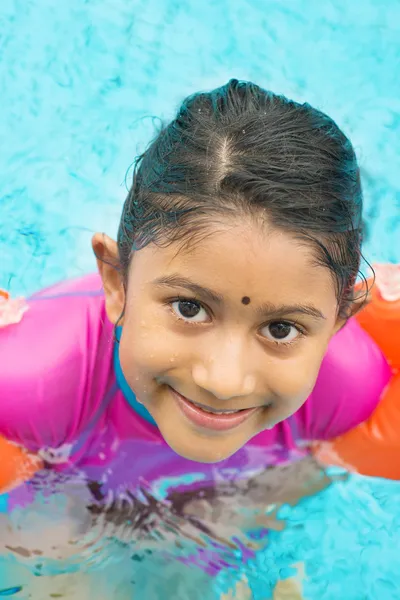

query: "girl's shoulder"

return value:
[303, 318, 391, 440]
[0, 274, 115, 452]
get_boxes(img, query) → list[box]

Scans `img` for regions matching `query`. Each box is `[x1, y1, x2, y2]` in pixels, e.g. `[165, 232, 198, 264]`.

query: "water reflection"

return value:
[0, 441, 343, 597]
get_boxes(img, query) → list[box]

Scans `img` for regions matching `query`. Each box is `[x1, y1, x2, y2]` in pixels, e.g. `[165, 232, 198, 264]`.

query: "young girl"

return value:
[0, 79, 391, 480]
[0, 77, 395, 599]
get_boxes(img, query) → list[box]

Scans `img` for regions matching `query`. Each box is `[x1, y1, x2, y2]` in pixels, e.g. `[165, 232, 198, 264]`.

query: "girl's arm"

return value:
[0, 279, 105, 475]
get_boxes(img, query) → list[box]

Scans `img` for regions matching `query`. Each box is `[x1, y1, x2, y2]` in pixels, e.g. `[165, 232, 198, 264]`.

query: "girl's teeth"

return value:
[195, 405, 239, 415]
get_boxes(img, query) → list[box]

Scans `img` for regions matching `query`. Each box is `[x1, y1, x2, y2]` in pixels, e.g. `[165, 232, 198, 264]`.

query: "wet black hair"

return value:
[118, 79, 367, 317]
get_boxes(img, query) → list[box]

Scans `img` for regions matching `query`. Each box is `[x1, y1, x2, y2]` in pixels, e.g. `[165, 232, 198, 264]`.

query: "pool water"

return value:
[1, 0, 400, 598]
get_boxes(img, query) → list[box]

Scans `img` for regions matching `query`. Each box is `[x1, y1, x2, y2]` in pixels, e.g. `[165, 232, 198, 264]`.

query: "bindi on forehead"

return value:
[241, 296, 251, 305]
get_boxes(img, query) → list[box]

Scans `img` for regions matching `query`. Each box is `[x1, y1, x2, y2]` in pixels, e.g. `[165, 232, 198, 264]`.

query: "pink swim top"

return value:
[0, 274, 391, 492]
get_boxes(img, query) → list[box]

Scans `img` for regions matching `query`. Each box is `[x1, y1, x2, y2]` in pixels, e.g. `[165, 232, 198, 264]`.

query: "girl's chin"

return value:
[156, 421, 249, 463]
[164, 442, 238, 464]
[147, 385, 272, 462]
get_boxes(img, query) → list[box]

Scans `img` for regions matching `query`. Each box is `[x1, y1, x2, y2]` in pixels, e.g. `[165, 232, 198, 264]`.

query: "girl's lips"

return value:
[169, 386, 260, 432]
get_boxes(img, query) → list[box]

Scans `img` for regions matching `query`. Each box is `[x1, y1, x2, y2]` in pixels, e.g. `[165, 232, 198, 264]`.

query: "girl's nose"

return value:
[191, 339, 256, 401]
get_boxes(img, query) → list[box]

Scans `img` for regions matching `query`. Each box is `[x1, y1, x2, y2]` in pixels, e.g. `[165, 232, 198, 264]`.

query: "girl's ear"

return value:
[92, 233, 125, 325]
[332, 285, 372, 334]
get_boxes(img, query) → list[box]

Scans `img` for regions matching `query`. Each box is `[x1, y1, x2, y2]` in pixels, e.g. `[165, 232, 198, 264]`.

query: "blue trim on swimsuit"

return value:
[114, 326, 157, 426]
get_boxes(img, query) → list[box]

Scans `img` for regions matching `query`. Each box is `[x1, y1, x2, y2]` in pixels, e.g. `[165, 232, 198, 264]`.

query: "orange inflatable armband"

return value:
[316, 264, 400, 479]
[356, 264, 400, 370]
[0, 436, 43, 493]
[316, 374, 400, 479]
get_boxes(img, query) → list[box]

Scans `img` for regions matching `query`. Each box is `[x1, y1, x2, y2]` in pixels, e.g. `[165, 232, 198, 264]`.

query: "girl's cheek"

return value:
[120, 318, 182, 374]
[266, 350, 324, 404]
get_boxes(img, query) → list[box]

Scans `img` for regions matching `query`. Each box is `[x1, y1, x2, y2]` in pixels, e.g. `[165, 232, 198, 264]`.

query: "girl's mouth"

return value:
[168, 386, 261, 432]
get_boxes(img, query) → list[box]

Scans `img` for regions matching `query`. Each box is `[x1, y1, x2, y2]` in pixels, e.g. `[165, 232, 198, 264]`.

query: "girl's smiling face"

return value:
[95, 220, 345, 463]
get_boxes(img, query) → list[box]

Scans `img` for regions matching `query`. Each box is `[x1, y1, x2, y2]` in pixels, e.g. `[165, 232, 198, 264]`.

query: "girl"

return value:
[0, 79, 389, 473]
[0, 79, 393, 597]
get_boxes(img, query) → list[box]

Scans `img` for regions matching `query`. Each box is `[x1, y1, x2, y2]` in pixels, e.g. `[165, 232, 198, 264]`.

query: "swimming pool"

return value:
[1, 0, 400, 597]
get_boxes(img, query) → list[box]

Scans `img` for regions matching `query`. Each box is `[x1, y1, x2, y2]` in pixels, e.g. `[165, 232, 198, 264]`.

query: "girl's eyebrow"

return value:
[255, 303, 326, 321]
[152, 275, 224, 305]
[152, 274, 326, 320]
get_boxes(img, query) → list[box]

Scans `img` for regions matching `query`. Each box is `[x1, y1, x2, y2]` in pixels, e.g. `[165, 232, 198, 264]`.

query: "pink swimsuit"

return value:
[0, 274, 391, 495]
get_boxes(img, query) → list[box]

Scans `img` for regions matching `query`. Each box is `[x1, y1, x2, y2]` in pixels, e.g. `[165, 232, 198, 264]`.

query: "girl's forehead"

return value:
[172, 224, 314, 273]
[130, 222, 336, 305]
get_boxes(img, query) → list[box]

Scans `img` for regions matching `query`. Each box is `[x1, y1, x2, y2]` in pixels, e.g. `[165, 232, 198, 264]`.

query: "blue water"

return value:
[1, 0, 400, 598]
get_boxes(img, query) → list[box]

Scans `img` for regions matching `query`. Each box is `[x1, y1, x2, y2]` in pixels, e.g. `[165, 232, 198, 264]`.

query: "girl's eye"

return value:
[171, 299, 210, 323]
[260, 321, 301, 344]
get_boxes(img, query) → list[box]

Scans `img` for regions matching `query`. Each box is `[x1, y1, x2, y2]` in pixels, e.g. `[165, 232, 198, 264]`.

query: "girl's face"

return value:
[96, 221, 345, 463]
